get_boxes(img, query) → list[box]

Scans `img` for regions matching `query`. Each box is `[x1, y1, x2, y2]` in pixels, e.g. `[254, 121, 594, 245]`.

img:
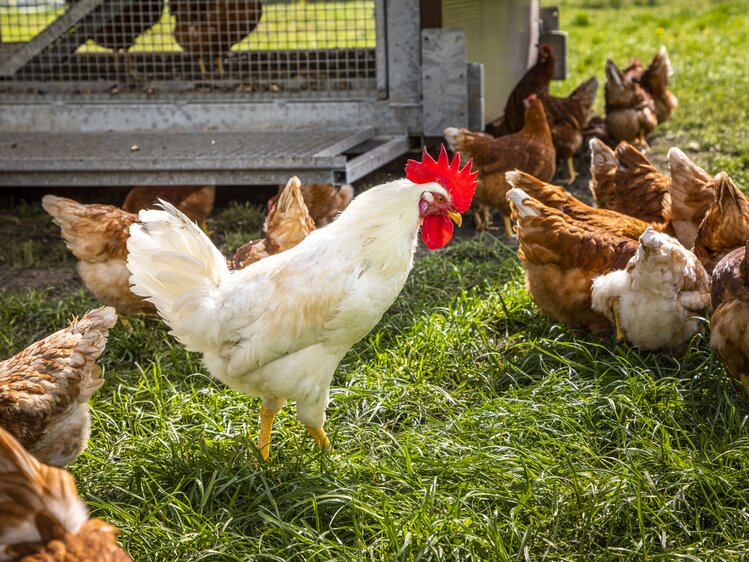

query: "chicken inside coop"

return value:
[171, 0, 263, 79]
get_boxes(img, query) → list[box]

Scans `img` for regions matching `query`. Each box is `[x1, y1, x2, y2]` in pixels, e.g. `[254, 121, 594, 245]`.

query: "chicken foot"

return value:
[612, 299, 626, 342]
[306, 426, 331, 451]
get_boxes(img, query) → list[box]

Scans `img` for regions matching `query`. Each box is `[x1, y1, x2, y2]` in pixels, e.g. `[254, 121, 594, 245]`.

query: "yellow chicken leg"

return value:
[198, 57, 208, 80]
[612, 299, 626, 342]
[257, 405, 276, 460]
[215, 56, 225, 79]
[502, 214, 514, 238]
[740, 374, 749, 398]
[566, 157, 577, 184]
[306, 426, 331, 451]
[118, 315, 133, 333]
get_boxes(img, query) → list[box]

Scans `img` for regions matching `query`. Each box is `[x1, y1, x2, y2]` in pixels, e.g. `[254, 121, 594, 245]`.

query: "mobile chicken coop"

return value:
[0, 0, 565, 186]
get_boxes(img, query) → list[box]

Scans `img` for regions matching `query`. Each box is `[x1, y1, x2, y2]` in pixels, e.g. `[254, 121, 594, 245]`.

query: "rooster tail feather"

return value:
[126, 201, 229, 350]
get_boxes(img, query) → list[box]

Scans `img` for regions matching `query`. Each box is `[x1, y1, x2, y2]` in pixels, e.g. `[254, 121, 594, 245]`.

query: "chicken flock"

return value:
[3, 42, 749, 560]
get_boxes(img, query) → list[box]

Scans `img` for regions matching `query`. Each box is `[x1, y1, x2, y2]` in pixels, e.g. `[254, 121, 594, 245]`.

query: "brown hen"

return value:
[122, 185, 215, 232]
[502, 44, 556, 134]
[539, 76, 598, 183]
[693, 172, 749, 273]
[604, 59, 658, 147]
[589, 141, 672, 228]
[230, 176, 315, 270]
[710, 242, 749, 396]
[0, 426, 131, 562]
[0, 307, 116, 468]
[267, 182, 353, 228]
[625, 47, 678, 124]
[66, 0, 164, 79]
[172, 0, 263, 78]
[505, 170, 666, 240]
[507, 188, 638, 332]
[42, 196, 154, 316]
[444, 95, 556, 234]
[667, 147, 714, 249]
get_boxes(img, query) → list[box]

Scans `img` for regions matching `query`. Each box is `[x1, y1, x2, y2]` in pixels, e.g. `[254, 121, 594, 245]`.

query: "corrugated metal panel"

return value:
[441, 0, 535, 123]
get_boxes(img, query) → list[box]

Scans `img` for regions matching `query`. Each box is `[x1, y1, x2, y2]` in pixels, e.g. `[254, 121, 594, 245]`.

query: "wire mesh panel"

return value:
[0, 0, 378, 100]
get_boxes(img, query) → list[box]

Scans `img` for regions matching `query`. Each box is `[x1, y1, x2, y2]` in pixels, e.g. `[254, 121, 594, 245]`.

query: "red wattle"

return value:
[421, 214, 454, 249]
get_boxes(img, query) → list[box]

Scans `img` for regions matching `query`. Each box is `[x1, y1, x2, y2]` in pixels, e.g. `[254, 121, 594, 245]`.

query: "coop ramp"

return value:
[0, 128, 410, 186]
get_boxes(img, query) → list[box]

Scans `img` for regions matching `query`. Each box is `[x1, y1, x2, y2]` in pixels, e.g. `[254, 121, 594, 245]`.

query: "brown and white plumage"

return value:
[41, 196, 154, 316]
[507, 188, 637, 332]
[230, 177, 316, 270]
[267, 182, 353, 228]
[693, 172, 749, 273]
[710, 242, 749, 396]
[591, 228, 710, 352]
[629, 46, 678, 124]
[0, 426, 130, 562]
[0, 307, 116, 467]
[505, 170, 666, 240]
[667, 148, 714, 249]
[589, 141, 672, 228]
[604, 59, 658, 147]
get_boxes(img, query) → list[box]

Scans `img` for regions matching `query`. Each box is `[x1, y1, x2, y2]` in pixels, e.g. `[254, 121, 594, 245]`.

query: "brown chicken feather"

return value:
[267, 183, 353, 228]
[631, 46, 678, 124]
[505, 170, 665, 240]
[604, 59, 658, 147]
[612, 142, 672, 225]
[539, 76, 598, 182]
[122, 186, 215, 228]
[693, 172, 749, 273]
[230, 177, 315, 270]
[710, 242, 749, 396]
[503, 44, 556, 134]
[444, 96, 556, 233]
[507, 188, 638, 331]
[42, 196, 153, 316]
[0, 427, 131, 562]
[172, 0, 263, 78]
[0, 307, 116, 468]
[667, 148, 714, 249]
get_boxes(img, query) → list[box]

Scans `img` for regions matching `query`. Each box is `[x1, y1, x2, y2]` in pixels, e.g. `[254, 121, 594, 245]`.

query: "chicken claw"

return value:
[612, 299, 626, 342]
[306, 426, 331, 452]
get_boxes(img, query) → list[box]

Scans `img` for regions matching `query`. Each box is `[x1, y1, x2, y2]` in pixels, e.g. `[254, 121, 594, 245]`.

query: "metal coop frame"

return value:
[0, 0, 561, 186]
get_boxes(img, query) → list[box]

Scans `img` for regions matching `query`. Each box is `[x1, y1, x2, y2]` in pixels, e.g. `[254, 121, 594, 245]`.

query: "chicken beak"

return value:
[447, 209, 462, 227]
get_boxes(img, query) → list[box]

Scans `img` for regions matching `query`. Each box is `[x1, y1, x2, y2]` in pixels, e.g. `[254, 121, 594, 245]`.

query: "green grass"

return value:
[2, 0, 749, 560]
[553, 0, 749, 185]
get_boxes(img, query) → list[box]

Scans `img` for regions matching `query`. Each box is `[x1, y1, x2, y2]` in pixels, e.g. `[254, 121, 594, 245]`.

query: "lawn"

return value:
[2, 0, 749, 560]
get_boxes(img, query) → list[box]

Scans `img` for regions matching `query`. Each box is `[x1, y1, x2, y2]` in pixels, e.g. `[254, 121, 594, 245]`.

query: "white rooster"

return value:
[126, 147, 476, 460]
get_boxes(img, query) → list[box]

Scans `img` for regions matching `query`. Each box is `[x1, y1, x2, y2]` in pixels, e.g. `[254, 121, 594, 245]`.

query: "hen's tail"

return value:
[42, 195, 135, 262]
[126, 201, 230, 351]
[589, 138, 617, 208]
[569, 77, 599, 112]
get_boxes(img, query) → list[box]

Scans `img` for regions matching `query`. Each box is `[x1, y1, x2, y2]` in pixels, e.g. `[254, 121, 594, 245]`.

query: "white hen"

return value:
[126, 147, 476, 459]
[591, 227, 711, 352]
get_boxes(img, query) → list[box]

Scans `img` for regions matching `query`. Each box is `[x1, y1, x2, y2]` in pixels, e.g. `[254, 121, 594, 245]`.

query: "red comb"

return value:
[404, 145, 478, 213]
[526, 93, 537, 101]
